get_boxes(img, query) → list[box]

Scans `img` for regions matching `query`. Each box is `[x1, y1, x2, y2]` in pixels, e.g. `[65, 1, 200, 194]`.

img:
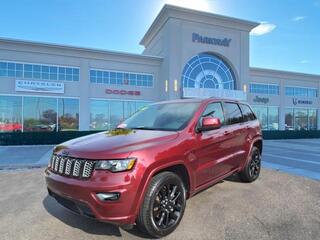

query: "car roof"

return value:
[152, 98, 243, 105]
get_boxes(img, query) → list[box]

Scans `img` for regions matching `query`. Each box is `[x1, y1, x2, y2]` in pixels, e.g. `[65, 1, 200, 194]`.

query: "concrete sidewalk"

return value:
[0, 145, 54, 169]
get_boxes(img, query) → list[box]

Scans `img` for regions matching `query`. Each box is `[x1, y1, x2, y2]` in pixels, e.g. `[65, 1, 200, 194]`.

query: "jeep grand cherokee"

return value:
[45, 98, 262, 238]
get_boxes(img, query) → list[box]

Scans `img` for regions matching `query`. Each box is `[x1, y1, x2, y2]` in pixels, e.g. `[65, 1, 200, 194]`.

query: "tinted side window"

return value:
[223, 103, 243, 125]
[240, 104, 256, 122]
[202, 102, 225, 124]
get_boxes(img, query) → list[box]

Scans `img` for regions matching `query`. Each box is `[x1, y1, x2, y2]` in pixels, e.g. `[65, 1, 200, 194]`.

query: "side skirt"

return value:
[190, 168, 240, 197]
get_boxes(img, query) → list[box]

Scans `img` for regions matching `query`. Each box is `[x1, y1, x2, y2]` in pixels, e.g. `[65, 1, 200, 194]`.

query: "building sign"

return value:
[105, 88, 141, 96]
[183, 88, 246, 101]
[253, 96, 269, 104]
[192, 33, 231, 47]
[293, 98, 312, 105]
[15, 80, 64, 94]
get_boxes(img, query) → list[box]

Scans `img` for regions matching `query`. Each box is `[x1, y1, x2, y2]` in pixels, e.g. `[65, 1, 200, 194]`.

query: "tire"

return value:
[239, 146, 261, 182]
[136, 171, 186, 238]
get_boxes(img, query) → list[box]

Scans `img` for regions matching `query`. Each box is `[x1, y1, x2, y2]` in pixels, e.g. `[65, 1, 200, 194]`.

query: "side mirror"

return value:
[200, 117, 222, 132]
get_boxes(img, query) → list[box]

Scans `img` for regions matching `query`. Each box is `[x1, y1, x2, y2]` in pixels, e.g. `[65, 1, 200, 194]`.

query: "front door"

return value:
[192, 102, 231, 187]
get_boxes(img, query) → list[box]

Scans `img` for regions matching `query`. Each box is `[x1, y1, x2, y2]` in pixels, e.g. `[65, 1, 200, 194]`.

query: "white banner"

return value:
[15, 80, 64, 94]
[183, 88, 247, 101]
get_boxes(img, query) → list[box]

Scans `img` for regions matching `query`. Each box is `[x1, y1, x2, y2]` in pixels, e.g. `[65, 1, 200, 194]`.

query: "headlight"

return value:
[94, 158, 136, 172]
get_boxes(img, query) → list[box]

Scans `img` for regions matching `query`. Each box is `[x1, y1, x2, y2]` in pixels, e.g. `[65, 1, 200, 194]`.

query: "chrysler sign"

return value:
[192, 33, 231, 47]
[15, 80, 64, 94]
[105, 89, 141, 96]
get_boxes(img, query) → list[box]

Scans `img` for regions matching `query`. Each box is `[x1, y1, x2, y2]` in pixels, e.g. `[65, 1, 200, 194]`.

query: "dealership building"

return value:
[1, 4, 320, 132]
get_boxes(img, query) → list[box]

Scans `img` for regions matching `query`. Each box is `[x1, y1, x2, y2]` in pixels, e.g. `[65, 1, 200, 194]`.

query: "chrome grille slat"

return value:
[65, 158, 72, 175]
[54, 156, 60, 172]
[82, 161, 95, 178]
[51, 155, 56, 169]
[58, 158, 66, 174]
[72, 160, 81, 177]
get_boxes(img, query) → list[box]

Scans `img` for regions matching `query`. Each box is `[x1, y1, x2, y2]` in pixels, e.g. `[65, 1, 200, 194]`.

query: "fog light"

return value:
[96, 192, 120, 201]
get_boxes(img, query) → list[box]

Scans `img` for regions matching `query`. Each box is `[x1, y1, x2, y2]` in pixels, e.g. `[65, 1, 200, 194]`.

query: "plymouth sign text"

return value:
[192, 33, 232, 47]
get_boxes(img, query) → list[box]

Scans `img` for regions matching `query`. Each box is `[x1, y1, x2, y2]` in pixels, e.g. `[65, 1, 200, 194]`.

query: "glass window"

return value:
[90, 70, 96, 83]
[66, 73, 73, 81]
[308, 109, 317, 130]
[110, 72, 117, 84]
[0, 96, 22, 132]
[252, 106, 268, 130]
[285, 108, 294, 130]
[110, 101, 124, 129]
[89, 69, 154, 87]
[240, 104, 256, 122]
[58, 98, 79, 131]
[252, 106, 278, 130]
[181, 53, 235, 90]
[201, 102, 225, 124]
[268, 107, 279, 130]
[285, 108, 317, 130]
[123, 101, 136, 119]
[249, 83, 279, 95]
[285, 86, 318, 97]
[90, 100, 110, 130]
[103, 71, 109, 84]
[97, 71, 103, 83]
[122, 102, 200, 131]
[294, 109, 308, 130]
[23, 97, 57, 132]
[0, 62, 8, 76]
[0, 61, 79, 81]
[223, 103, 242, 125]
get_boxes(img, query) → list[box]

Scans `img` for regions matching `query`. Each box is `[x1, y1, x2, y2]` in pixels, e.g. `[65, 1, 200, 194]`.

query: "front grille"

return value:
[49, 154, 95, 179]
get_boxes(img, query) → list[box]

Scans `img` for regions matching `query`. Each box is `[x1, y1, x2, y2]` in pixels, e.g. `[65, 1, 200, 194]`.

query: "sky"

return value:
[0, 0, 319, 74]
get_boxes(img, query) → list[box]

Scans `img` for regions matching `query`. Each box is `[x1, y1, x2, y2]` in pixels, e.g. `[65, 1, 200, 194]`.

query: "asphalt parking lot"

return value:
[0, 139, 319, 240]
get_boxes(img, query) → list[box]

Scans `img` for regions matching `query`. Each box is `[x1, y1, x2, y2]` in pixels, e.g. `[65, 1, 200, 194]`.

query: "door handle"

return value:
[224, 131, 230, 135]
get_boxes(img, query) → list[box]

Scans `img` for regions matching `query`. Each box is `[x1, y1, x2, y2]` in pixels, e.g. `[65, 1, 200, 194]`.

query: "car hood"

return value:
[53, 129, 179, 159]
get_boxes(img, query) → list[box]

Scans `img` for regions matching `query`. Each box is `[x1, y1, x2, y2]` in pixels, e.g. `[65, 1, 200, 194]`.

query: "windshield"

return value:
[120, 102, 200, 131]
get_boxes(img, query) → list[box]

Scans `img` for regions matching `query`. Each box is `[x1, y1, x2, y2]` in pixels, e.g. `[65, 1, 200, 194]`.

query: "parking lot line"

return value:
[263, 153, 320, 165]
[263, 162, 320, 181]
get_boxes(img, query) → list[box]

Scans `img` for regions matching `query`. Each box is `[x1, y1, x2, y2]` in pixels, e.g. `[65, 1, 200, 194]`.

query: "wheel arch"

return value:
[133, 161, 193, 220]
[253, 139, 263, 154]
[151, 164, 191, 195]
[240, 137, 263, 171]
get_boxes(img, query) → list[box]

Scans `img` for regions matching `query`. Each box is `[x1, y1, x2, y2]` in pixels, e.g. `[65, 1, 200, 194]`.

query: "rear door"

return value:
[239, 103, 259, 153]
[219, 102, 247, 173]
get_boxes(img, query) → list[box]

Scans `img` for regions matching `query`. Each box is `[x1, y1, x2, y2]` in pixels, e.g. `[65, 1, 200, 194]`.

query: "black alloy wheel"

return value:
[151, 183, 183, 229]
[136, 172, 186, 238]
[239, 146, 261, 182]
[248, 149, 261, 179]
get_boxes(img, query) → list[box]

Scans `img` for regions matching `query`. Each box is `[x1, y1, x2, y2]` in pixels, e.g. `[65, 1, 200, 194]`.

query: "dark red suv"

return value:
[45, 98, 262, 238]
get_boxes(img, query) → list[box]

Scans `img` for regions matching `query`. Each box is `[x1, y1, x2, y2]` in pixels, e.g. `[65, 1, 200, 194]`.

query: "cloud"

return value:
[250, 22, 276, 36]
[292, 16, 306, 22]
[300, 60, 309, 64]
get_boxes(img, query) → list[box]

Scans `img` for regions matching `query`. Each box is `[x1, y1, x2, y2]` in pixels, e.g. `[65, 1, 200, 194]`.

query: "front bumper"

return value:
[44, 167, 140, 225]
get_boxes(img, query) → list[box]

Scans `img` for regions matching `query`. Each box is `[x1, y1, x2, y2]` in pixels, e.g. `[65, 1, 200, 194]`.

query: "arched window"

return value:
[181, 53, 235, 90]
